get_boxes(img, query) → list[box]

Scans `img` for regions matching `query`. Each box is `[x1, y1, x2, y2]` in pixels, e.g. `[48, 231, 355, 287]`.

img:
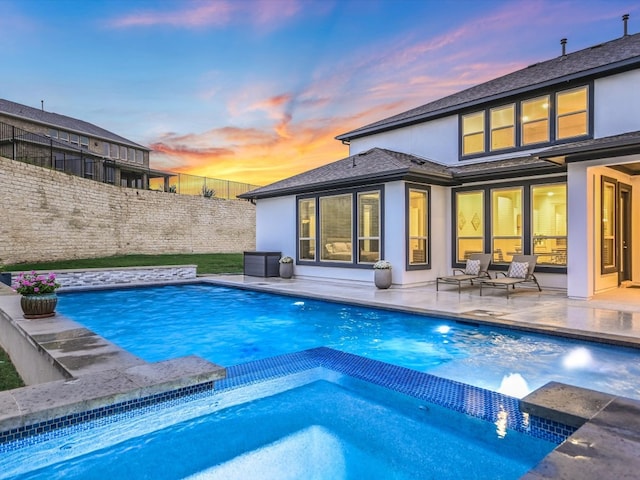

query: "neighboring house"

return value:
[0, 99, 161, 189]
[241, 22, 640, 300]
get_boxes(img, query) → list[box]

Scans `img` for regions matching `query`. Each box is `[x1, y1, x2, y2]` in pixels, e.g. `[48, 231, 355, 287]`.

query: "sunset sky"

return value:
[1, 0, 637, 186]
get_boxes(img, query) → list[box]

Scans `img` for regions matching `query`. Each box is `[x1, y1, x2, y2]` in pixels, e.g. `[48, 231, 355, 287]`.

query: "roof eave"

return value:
[239, 168, 454, 200]
[537, 141, 640, 164]
[336, 56, 640, 142]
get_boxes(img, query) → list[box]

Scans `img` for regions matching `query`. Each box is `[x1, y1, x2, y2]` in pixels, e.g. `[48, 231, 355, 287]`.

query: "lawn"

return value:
[2, 253, 244, 275]
[0, 347, 24, 391]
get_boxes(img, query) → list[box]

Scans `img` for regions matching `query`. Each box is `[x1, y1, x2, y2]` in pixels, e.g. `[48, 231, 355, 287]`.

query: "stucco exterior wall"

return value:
[0, 156, 255, 265]
[349, 116, 459, 164]
[594, 69, 640, 138]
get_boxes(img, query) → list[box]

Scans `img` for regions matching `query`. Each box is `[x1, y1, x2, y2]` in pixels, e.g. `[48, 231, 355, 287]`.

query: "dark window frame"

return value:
[405, 183, 431, 270]
[451, 177, 568, 274]
[601, 175, 618, 275]
[459, 83, 593, 161]
[296, 185, 385, 269]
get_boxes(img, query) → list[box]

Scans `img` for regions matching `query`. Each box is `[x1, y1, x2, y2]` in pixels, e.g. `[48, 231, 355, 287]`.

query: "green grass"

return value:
[0, 348, 24, 391]
[2, 253, 244, 275]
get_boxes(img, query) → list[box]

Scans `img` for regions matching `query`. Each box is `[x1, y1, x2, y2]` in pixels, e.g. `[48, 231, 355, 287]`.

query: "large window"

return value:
[491, 187, 523, 264]
[490, 104, 515, 151]
[358, 192, 381, 264]
[454, 180, 567, 269]
[461, 85, 589, 158]
[407, 187, 429, 266]
[455, 191, 484, 262]
[298, 199, 316, 261]
[298, 187, 383, 266]
[532, 184, 567, 266]
[462, 112, 485, 155]
[601, 177, 617, 274]
[320, 194, 352, 262]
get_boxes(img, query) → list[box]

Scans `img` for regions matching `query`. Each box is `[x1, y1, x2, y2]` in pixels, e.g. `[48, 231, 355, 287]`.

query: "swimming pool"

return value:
[57, 283, 640, 400]
[1, 349, 562, 479]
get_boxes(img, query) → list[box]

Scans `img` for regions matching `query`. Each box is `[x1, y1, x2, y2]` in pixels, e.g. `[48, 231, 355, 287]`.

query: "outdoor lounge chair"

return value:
[479, 254, 541, 298]
[436, 253, 492, 293]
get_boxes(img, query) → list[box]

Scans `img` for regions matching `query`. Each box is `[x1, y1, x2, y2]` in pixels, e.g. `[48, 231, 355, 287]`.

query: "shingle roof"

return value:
[337, 32, 640, 141]
[0, 99, 148, 150]
[239, 148, 452, 199]
[238, 147, 564, 199]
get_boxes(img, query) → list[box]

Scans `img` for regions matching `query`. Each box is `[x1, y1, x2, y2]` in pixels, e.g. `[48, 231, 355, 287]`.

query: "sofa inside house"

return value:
[324, 239, 353, 261]
[323, 238, 379, 262]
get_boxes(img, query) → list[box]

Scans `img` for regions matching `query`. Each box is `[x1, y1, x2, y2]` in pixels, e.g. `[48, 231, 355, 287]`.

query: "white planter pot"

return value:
[279, 263, 293, 279]
[374, 269, 392, 289]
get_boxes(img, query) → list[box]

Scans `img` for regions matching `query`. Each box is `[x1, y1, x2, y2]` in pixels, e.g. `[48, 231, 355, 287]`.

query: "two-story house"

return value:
[240, 23, 640, 300]
[0, 99, 154, 189]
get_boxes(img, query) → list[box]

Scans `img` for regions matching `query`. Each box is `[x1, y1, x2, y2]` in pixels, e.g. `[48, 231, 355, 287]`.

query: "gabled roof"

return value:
[0, 99, 148, 150]
[337, 32, 640, 142]
[238, 148, 564, 200]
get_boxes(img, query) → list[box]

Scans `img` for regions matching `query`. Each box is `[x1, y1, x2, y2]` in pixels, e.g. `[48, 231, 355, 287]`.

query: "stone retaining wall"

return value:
[6, 265, 198, 289]
[0, 156, 256, 265]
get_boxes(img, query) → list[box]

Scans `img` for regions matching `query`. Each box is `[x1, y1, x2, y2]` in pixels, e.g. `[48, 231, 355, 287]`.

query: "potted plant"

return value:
[279, 256, 294, 279]
[13, 271, 61, 319]
[373, 260, 392, 289]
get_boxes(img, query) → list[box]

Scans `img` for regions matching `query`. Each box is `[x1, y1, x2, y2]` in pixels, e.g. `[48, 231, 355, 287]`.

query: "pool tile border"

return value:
[218, 347, 576, 444]
[0, 347, 574, 452]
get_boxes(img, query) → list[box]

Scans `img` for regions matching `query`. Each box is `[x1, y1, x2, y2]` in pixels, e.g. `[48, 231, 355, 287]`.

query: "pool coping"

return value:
[1, 279, 639, 478]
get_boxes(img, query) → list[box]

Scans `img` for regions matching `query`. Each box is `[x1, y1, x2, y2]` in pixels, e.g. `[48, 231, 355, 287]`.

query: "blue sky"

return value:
[1, 0, 637, 185]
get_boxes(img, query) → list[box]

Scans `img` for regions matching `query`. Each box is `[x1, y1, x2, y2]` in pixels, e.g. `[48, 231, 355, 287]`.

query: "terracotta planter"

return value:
[279, 263, 293, 279]
[374, 269, 392, 289]
[20, 293, 58, 319]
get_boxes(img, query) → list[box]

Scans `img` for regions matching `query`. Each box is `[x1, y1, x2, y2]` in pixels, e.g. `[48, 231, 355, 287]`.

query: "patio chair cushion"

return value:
[464, 259, 481, 275]
[508, 261, 529, 278]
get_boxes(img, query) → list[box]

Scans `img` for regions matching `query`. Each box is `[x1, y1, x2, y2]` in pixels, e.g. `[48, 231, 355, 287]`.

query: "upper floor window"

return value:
[461, 85, 589, 158]
[490, 104, 515, 151]
[462, 112, 484, 155]
[557, 87, 588, 139]
[521, 95, 549, 145]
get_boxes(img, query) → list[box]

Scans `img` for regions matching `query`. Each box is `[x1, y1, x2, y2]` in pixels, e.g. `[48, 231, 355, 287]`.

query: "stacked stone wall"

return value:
[0, 156, 256, 265]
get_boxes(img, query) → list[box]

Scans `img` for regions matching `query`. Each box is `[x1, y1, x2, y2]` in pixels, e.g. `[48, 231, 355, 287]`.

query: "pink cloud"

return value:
[109, 0, 310, 29]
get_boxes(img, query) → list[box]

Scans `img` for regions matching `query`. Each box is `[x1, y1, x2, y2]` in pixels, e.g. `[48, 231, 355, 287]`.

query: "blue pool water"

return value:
[57, 283, 640, 400]
[1, 364, 556, 479]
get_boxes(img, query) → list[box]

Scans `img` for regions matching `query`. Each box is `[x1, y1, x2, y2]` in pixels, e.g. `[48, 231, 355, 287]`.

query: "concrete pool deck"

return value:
[1, 276, 639, 478]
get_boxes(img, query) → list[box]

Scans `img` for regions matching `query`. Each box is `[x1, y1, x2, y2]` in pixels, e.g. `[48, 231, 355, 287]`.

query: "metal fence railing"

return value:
[148, 173, 261, 200]
[1, 121, 262, 199]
